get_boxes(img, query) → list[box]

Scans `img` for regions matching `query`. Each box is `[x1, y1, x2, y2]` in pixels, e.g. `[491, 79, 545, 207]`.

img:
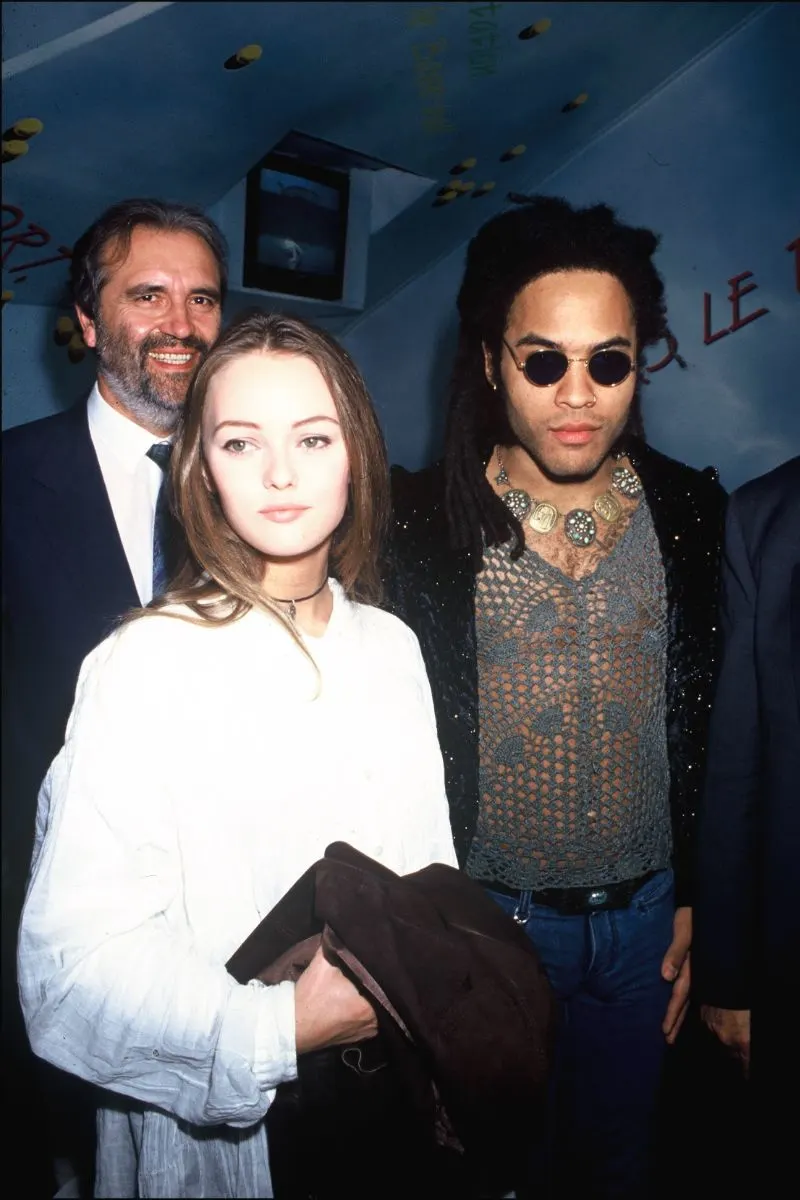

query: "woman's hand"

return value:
[294, 946, 378, 1055]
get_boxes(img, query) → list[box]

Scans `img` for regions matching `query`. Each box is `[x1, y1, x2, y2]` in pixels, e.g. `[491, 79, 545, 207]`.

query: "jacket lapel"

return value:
[627, 440, 685, 664]
[624, 437, 721, 671]
[31, 402, 139, 616]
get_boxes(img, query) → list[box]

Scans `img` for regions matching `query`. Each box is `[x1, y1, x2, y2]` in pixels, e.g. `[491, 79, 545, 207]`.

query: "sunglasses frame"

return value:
[501, 337, 635, 388]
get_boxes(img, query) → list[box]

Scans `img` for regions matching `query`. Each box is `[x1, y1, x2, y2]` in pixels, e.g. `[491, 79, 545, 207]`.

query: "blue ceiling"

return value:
[2, 1, 766, 312]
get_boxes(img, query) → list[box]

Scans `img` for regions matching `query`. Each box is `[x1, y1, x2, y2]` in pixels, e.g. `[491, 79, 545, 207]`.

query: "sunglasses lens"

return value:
[588, 350, 633, 386]
[523, 351, 569, 386]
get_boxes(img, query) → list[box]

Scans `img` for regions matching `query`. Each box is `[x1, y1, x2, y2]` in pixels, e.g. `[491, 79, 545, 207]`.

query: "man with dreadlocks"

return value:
[383, 195, 727, 1198]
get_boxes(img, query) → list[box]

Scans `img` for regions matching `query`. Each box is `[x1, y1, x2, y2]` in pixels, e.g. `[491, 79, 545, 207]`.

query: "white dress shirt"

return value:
[87, 384, 169, 605]
[19, 582, 457, 1198]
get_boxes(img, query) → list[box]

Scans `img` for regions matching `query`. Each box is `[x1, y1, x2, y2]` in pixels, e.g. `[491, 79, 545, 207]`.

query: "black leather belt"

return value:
[476, 871, 658, 915]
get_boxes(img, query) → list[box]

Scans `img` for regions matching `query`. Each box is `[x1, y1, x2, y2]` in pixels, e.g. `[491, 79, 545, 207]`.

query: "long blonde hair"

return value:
[137, 309, 389, 643]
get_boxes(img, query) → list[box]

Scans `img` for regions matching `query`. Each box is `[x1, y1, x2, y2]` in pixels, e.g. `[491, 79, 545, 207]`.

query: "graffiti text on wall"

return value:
[2, 204, 72, 284]
[408, 5, 457, 134]
[468, 3, 503, 78]
[646, 235, 799, 374]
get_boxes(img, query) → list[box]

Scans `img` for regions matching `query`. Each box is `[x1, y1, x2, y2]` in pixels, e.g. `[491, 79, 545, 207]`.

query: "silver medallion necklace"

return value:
[494, 451, 642, 548]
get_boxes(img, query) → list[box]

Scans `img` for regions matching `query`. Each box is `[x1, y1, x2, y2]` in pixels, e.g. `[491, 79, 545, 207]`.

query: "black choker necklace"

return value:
[268, 578, 328, 621]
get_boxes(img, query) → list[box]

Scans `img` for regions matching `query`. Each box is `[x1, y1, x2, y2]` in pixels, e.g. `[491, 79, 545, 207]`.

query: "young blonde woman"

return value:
[18, 311, 457, 1198]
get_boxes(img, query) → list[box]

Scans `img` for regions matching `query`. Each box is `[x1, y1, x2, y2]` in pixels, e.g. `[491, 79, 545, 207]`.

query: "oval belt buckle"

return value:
[587, 889, 608, 908]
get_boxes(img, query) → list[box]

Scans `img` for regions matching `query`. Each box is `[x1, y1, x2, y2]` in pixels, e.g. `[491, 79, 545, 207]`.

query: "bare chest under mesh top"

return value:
[466, 498, 673, 890]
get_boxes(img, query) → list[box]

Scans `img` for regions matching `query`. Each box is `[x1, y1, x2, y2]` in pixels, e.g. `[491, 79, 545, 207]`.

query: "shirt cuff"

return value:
[252, 979, 298, 1091]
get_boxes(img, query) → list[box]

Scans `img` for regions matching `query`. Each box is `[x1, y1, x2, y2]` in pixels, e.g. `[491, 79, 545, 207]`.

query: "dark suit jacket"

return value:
[2, 400, 139, 901]
[693, 456, 800, 1070]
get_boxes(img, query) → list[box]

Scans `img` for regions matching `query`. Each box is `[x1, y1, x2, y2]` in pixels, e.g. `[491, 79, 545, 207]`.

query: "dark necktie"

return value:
[147, 442, 175, 598]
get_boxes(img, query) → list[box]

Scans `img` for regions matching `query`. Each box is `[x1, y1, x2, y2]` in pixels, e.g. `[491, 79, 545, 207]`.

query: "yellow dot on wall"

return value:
[236, 44, 262, 63]
[224, 43, 263, 70]
[13, 117, 44, 138]
[473, 181, 496, 196]
[2, 290, 14, 305]
[562, 92, 589, 112]
[54, 316, 76, 346]
[500, 144, 527, 162]
[459, 180, 476, 192]
[433, 189, 459, 207]
[519, 18, 552, 41]
[68, 333, 87, 363]
[449, 156, 478, 176]
[2, 139, 29, 161]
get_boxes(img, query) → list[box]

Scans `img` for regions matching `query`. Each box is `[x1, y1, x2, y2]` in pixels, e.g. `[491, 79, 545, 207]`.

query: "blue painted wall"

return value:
[1, 301, 96, 425]
[341, 2, 800, 491]
[3, 3, 797, 494]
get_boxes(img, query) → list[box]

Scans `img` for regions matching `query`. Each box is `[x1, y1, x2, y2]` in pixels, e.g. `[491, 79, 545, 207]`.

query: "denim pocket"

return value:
[631, 868, 674, 913]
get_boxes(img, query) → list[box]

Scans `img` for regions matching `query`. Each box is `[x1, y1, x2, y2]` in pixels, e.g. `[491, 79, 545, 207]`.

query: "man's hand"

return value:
[701, 1006, 751, 1078]
[661, 905, 692, 1044]
[294, 946, 378, 1056]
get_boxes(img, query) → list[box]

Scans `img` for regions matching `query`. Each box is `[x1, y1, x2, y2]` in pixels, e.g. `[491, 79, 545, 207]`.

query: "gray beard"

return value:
[97, 359, 183, 436]
[92, 315, 207, 436]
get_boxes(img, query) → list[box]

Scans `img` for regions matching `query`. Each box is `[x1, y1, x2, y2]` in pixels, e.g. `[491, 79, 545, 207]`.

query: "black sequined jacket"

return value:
[382, 438, 727, 908]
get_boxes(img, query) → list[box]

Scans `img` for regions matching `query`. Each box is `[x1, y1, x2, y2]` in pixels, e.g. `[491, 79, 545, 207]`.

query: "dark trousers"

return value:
[655, 1006, 755, 1200]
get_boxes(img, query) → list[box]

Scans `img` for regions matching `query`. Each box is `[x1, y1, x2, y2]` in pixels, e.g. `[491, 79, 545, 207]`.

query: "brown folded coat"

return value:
[227, 842, 556, 1198]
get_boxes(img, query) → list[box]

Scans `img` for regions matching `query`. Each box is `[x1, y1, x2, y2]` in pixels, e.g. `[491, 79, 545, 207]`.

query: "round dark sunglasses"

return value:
[502, 337, 634, 388]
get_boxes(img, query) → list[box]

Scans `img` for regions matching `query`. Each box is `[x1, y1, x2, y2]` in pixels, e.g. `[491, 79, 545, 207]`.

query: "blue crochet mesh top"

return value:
[467, 498, 672, 890]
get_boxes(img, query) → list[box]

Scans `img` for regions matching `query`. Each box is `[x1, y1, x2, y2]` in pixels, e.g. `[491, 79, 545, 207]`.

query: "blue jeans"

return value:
[488, 869, 675, 1199]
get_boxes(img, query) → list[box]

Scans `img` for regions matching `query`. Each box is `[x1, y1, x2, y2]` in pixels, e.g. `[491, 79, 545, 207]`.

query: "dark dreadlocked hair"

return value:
[444, 193, 684, 567]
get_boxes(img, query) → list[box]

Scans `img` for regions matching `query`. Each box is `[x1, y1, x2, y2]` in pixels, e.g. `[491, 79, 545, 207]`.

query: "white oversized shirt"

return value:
[87, 384, 168, 605]
[19, 582, 457, 1198]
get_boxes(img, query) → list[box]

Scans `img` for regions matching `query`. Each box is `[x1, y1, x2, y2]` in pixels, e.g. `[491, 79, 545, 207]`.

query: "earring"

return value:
[489, 379, 498, 392]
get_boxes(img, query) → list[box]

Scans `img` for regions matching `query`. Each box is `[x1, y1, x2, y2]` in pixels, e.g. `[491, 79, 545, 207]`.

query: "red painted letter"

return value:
[703, 292, 729, 345]
[9, 245, 73, 274]
[728, 271, 769, 332]
[1, 204, 24, 233]
[1, 222, 50, 267]
[645, 332, 679, 374]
